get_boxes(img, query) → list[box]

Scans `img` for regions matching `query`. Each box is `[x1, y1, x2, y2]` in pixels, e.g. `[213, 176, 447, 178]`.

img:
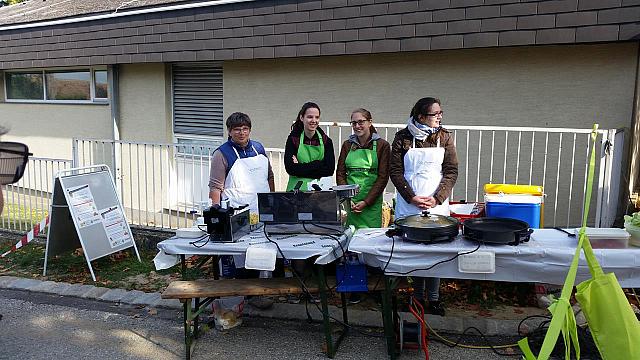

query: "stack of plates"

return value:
[176, 227, 206, 238]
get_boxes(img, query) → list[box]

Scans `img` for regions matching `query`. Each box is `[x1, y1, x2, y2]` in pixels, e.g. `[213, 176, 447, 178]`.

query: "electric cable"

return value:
[384, 241, 481, 276]
[426, 323, 521, 357]
[300, 221, 352, 292]
[516, 314, 602, 358]
[369, 233, 396, 292]
[188, 233, 211, 248]
[263, 223, 387, 338]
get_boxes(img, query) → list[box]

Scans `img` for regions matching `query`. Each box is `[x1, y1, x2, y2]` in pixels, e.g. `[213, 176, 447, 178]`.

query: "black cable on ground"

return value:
[517, 314, 602, 359]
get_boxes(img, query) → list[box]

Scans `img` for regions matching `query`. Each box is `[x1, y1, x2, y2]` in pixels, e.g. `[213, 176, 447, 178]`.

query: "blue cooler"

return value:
[484, 194, 542, 228]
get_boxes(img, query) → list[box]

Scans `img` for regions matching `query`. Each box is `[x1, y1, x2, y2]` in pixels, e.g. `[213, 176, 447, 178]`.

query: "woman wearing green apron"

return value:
[284, 102, 335, 191]
[283, 102, 336, 303]
[336, 108, 390, 229]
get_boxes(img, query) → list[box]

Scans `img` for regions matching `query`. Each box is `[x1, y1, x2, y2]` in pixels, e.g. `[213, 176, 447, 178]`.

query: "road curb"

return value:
[0, 275, 546, 337]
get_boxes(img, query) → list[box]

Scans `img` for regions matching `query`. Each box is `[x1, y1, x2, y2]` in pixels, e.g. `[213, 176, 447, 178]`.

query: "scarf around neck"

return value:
[407, 117, 440, 141]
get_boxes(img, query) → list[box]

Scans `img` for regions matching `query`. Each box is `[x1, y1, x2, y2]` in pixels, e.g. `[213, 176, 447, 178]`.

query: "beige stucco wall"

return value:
[0, 98, 111, 160]
[118, 63, 172, 143]
[225, 42, 638, 149]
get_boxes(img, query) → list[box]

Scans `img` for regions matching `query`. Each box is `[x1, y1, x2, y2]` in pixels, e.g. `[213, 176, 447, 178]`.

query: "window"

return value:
[6, 72, 43, 100]
[4, 67, 108, 102]
[46, 70, 91, 100]
[94, 70, 108, 99]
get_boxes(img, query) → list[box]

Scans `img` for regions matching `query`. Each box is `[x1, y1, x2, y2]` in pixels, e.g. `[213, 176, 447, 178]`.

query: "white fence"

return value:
[0, 123, 623, 232]
[321, 122, 624, 229]
[1, 157, 72, 231]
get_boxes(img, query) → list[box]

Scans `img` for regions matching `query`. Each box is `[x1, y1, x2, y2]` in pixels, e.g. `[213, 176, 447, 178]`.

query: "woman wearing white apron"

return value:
[390, 97, 458, 316]
[208, 112, 275, 310]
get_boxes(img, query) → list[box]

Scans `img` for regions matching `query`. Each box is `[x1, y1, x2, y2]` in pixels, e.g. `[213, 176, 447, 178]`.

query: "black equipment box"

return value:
[203, 205, 251, 242]
[258, 191, 341, 224]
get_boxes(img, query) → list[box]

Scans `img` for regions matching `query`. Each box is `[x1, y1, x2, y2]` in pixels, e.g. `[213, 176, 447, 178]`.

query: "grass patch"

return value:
[0, 238, 194, 292]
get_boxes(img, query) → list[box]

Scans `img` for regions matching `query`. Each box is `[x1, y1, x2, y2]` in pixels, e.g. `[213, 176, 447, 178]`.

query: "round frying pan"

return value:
[462, 217, 533, 245]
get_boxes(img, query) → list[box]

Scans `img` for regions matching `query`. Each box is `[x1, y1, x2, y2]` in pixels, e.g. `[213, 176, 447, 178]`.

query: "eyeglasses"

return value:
[427, 111, 444, 117]
[231, 127, 251, 134]
[0, 142, 31, 185]
[349, 120, 371, 127]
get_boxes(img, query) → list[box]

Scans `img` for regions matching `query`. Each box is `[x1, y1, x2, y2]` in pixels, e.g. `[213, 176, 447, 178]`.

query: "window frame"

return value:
[3, 66, 109, 104]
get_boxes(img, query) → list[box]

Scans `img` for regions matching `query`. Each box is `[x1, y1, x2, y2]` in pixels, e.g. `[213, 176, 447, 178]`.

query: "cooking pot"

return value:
[462, 217, 533, 245]
[331, 184, 360, 199]
[388, 211, 459, 243]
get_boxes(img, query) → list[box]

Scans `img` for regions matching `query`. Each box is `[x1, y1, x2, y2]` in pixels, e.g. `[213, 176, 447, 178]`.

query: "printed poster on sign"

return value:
[67, 184, 102, 229]
[99, 206, 131, 248]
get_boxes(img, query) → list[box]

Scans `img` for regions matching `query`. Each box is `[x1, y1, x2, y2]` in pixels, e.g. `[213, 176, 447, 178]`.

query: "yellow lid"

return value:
[483, 183, 543, 195]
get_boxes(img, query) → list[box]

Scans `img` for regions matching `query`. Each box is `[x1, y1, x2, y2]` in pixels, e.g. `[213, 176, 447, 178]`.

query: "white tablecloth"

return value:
[348, 228, 640, 287]
[154, 225, 353, 270]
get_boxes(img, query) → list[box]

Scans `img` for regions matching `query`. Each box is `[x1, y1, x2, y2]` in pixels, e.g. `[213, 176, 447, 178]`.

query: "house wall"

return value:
[225, 42, 638, 149]
[0, 93, 111, 160]
[118, 63, 171, 143]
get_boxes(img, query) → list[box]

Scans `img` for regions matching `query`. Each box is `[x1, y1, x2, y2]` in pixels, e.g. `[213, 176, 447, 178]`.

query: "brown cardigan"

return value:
[389, 127, 458, 205]
[336, 137, 391, 206]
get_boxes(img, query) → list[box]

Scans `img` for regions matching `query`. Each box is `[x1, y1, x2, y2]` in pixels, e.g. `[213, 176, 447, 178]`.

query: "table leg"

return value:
[181, 255, 187, 280]
[340, 292, 349, 325]
[212, 255, 220, 280]
[316, 265, 335, 358]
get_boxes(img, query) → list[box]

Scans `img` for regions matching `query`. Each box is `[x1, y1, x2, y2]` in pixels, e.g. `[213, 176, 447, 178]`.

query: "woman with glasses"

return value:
[389, 97, 458, 316]
[284, 102, 335, 191]
[336, 108, 390, 229]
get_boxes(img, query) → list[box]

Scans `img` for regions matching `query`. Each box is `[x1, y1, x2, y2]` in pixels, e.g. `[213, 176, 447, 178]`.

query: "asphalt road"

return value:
[0, 289, 519, 360]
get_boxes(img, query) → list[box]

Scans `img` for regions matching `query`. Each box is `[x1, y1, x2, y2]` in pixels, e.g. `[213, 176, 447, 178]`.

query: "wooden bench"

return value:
[162, 275, 346, 360]
[163, 273, 410, 360]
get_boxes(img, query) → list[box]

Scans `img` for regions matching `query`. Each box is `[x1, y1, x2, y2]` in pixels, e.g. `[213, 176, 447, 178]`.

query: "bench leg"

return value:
[183, 299, 193, 360]
[193, 298, 200, 338]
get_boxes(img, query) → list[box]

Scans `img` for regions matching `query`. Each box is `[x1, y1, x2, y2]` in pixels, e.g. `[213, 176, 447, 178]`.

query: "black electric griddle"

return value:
[462, 217, 533, 245]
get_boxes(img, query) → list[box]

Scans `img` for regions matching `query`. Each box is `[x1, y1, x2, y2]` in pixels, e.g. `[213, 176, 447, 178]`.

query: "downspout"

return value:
[628, 43, 640, 211]
[108, 64, 122, 194]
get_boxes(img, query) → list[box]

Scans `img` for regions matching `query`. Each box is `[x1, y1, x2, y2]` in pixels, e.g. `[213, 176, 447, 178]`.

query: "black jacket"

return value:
[284, 128, 335, 179]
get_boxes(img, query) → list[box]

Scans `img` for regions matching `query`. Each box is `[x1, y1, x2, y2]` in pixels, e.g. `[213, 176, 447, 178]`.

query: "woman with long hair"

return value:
[284, 102, 335, 191]
[389, 97, 458, 316]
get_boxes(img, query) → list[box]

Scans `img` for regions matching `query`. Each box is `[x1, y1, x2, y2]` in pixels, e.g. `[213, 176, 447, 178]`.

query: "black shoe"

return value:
[426, 301, 445, 316]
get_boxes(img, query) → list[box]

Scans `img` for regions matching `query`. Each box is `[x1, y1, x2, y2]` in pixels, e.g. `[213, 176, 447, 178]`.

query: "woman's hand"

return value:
[292, 155, 299, 164]
[351, 201, 367, 213]
[411, 195, 431, 210]
[424, 196, 437, 208]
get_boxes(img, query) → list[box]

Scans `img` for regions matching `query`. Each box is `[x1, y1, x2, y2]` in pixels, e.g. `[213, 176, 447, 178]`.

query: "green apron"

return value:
[345, 140, 382, 229]
[286, 131, 325, 191]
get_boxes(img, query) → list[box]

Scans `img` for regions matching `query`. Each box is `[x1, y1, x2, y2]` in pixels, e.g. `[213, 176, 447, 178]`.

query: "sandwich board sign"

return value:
[44, 165, 140, 281]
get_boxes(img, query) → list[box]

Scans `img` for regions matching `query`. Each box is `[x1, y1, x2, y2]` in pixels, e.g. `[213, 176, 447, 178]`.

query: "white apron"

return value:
[395, 137, 450, 218]
[222, 145, 271, 214]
